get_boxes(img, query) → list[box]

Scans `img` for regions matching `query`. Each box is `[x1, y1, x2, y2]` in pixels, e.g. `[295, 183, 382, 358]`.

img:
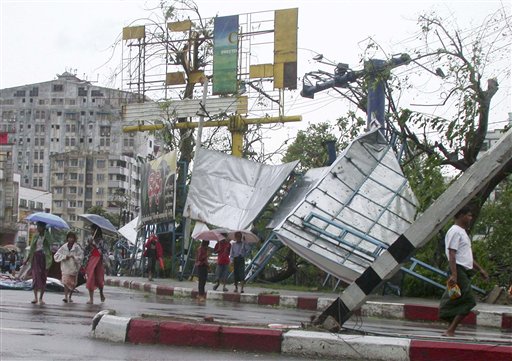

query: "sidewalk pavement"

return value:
[91, 276, 512, 361]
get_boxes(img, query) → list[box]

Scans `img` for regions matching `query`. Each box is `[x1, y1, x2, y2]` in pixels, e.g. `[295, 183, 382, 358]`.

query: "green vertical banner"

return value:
[213, 15, 239, 95]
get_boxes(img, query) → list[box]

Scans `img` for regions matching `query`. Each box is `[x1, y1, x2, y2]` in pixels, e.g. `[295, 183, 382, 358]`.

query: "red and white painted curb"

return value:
[91, 313, 512, 361]
[105, 278, 512, 330]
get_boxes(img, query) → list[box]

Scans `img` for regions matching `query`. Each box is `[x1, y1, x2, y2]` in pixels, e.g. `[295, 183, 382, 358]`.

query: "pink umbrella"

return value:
[193, 229, 226, 241]
[212, 229, 260, 244]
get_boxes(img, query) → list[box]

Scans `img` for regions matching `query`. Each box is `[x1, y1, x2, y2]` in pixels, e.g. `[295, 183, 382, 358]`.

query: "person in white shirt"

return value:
[439, 206, 489, 337]
[54, 231, 84, 303]
[229, 232, 251, 293]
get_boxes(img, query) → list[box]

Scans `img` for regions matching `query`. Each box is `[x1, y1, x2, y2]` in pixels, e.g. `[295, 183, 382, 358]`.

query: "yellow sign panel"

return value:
[274, 9, 298, 64]
[122, 26, 145, 40]
[166, 72, 186, 85]
[249, 64, 274, 78]
[274, 8, 298, 89]
[168, 20, 192, 32]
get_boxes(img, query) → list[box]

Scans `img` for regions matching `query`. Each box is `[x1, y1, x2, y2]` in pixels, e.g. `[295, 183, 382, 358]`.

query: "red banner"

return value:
[0, 132, 8, 144]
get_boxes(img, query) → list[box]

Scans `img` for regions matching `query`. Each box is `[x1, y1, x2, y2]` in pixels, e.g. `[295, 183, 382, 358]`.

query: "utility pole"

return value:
[301, 54, 411, 130]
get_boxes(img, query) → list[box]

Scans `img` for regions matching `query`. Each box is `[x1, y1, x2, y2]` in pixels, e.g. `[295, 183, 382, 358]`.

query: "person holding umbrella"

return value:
[54, 231, 83, 303]
[83, 224, 109, 304]
[25, 221, 54, 305]
[212, 237, 231, 292]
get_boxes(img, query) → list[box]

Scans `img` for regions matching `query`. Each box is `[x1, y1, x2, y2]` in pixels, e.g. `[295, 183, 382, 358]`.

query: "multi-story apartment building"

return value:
[0, 71, 155, 233]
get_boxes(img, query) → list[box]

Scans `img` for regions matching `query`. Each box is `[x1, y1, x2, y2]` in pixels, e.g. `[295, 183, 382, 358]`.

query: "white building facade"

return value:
[0, 72, 156, 233]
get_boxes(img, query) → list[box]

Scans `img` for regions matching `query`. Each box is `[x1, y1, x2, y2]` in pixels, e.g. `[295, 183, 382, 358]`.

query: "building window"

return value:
[96, 159, 106, 168]
[69, 187, 77, 194]
[20, 199, 27, 207]
[70, 159, 79, 167]
[70, 173, 78, 180]
[53, 84, 64, 92]
[100, 126, 111, 136]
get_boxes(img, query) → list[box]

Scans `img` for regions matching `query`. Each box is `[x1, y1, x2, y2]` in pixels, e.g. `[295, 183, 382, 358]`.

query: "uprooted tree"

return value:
[266, 9, 511, 287]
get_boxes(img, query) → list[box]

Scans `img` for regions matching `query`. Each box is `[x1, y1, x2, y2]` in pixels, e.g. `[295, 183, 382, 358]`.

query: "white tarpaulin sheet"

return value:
[183, 148, 299, 230]
[118, 216, 139, 245]
[271, 130, 418, 285]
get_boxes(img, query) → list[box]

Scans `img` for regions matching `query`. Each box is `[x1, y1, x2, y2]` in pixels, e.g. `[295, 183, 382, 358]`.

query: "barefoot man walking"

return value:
[439, 206, 489, 337]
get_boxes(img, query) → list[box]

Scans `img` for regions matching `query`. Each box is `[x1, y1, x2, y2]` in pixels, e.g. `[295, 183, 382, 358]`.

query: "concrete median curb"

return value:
[92, 313, 512, 360]
[105, 278, 512, 330]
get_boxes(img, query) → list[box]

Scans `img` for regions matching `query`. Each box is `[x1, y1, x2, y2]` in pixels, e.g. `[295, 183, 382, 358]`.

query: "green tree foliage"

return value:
[472, 179, 512, 288]
[281, 122, 338, 172]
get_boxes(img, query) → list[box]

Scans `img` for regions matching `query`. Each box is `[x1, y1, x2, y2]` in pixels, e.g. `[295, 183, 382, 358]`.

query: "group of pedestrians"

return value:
[24, 221, 108, 305]
[195, 231, 251, 301]
[21, 204, 498, 341]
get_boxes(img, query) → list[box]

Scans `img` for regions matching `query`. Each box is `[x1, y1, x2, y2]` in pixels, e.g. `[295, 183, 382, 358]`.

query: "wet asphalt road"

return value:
[1, 283, 510, 360]
[0, 286, 312, 361]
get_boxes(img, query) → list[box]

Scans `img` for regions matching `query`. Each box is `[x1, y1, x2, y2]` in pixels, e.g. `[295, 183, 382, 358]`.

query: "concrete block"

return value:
[279, 295, 298, 308]
[410, 340, 512, 361]
[282, 330, 410, 361]
[240, 293, 258, 304]
[258, 294, 280, 306]
[221, 326, 282, 352]
[156, 285, 173, 296]
[159, 321, 221, 347]
[477, 311, 503, 328]
[93, 315, 131, 343]
[173, 287, 192, 298]
[127, 319, 159, 344]
[206, 290, 224, 301]
[362, 301, 404, 319]
[297, 297, 318, 310]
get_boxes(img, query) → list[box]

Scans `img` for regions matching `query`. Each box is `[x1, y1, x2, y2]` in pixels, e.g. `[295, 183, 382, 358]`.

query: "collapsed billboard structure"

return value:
[184, 130, 418, 286]
[268, 130, 418, 284]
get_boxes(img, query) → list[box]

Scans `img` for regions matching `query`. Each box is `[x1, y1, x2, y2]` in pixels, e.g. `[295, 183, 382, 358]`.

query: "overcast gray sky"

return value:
[1, 0, 510, 148]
